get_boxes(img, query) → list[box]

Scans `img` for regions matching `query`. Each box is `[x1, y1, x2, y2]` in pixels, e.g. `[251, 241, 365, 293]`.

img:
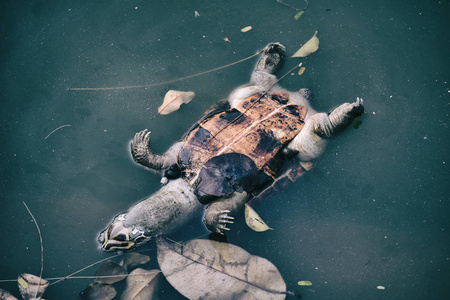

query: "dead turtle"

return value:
[98, 42, 364, 251]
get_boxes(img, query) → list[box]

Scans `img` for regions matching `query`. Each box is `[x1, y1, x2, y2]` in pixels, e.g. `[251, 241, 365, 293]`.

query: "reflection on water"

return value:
[1, 0, 449, 299]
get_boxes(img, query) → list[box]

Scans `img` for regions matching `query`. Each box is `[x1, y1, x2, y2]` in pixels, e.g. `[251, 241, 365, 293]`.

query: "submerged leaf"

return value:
[79, 282, 117, 300]
[157, 238, 286, 300]
[120, 252, 150, 271]
[158, 90, 195, 115]
[245, 203, 273, 232]
[240, 26, 252, 32]
[292, 31, 319, 58]
[121, 268, 161, 300]
[298, 280, 313, 286]
[294, 11, 304, 20]
[95, 261, 127, 284]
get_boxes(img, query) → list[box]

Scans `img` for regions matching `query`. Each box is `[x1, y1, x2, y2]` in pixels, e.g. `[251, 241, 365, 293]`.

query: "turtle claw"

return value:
[131, 129, 152, 164]
[209, 210, 234, 235]
[344, 97, 365, 117]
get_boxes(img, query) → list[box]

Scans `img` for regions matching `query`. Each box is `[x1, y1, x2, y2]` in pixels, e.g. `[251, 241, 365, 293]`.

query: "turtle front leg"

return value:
[287, 98, 364, 161]
[203, 191, 248, 234]
[131, 129, 183, 171]
[315, 97, 365, 137]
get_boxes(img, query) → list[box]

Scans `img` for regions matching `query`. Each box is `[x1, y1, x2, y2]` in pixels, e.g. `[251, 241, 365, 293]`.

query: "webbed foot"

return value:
[342, 97, 364, 117]
[131, 129, 152, 166]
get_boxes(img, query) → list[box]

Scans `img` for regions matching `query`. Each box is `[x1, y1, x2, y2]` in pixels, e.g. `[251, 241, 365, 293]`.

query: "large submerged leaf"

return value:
[157, 238, 286, 300]
[121, 268, 161, 300]
[158, 90, 195, 115]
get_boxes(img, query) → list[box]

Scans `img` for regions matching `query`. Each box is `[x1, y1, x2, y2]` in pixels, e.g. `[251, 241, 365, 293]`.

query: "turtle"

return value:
[98, 42, 364, 251]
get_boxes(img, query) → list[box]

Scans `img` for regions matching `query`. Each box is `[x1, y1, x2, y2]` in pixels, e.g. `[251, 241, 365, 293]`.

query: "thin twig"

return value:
[68, 50, 263, 91]
[44, 125, 71, 140]
[277, 0, 309, 11]
[23, 202, 44, 300]
[49, 254, 122, 286]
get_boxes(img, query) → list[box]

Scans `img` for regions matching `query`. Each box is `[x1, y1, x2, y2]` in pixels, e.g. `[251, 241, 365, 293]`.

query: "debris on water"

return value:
[298, 280, 312, 286]
[224, 37, 231, 43]
[194, 11, 200, 17]
[18, 273, 49, 300]
[240, 26, 252, 32]
[377, 285, 386, 290]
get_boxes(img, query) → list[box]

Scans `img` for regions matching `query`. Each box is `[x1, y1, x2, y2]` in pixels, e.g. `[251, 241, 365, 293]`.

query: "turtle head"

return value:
[98, 213, 152, 252]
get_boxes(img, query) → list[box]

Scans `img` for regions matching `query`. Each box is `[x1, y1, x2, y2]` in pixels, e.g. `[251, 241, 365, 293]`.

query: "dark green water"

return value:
[1, 0, 449, 299]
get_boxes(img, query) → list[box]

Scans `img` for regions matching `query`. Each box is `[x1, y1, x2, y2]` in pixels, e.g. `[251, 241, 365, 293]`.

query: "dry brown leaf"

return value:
[157, 238, 286, 300]
[17, 274, 48, 300]
[292, 31, 319, 58]
[158, 90, 195, 115]
[245, 203, 273, 232]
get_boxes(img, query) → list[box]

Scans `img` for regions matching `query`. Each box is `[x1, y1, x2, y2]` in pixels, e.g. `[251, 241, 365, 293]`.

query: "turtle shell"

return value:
[178, 92, 307, 198]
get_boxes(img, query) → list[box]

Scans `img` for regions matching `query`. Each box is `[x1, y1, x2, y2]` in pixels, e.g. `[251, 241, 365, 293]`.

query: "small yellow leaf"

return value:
[292, 31, 319, 58]
[294, 11, 304, 20]
[241, 26, 252, 33]
[298, 67, 306, 76]
[158, 90, 195, 115]
[298, 280, 312, 286]
[377, 285, 386, 290]
[18, 277, 28, 289]
[244, 204, 273, 232]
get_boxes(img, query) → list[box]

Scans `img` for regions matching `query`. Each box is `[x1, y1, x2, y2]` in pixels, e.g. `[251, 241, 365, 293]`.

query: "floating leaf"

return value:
[17, 274, 49, 300]
[292, 31, 319, 58]
[298, 67, 306, 76]
[157, 238, 286, 300]
[245, 203, 273, 232]
[158, 90, 195, 115]
[120, 253, 150, 271]
[121, 268, 161, 300]
[224, 37, 231, 43]
[294, 11, 304, 20]
[298, 280, 313, 286]
[95, 261, 127, 284]
[377, 285, 386, 290]
[79, 282, 117, 300]
[240, 26, 252, 32]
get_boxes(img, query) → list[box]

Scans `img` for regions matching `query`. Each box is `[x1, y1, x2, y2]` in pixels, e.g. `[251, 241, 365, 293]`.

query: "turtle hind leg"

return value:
[202, 191, 248, 234]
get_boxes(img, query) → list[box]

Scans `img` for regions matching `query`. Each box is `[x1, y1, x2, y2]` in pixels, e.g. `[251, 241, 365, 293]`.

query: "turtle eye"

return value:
[114, 234, 127, 242]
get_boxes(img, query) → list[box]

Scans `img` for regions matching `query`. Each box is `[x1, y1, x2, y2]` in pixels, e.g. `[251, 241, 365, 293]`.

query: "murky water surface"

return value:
[1, 0, 449, 299]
